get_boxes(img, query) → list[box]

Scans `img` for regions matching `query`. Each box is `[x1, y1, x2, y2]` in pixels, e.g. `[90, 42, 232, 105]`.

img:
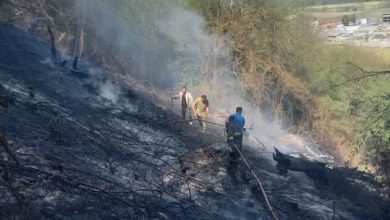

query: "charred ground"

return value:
[0, 25, 223, 219]
[0, 26, 389, 220]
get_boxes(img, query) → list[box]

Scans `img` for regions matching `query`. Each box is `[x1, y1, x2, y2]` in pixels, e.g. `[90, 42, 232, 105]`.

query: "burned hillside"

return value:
[1, 0, 390, 220]
[0, 24, 389, 220]
[0, 25, 274, 220]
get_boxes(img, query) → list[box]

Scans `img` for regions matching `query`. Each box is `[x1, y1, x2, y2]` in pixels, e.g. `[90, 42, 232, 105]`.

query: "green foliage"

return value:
[363, 95, 390, 177]
[25, 0, 388, 176]
[184, 0, 390, 177]
[300, 45, 390, 177]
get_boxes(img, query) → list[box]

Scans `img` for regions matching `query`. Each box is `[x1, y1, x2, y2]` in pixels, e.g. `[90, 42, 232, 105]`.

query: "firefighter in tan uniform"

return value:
[192, 94, 209, 132]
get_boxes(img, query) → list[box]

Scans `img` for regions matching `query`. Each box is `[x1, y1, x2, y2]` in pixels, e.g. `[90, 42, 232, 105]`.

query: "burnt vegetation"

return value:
[0, 1, 389, 220]
[0, 26, 226, 219]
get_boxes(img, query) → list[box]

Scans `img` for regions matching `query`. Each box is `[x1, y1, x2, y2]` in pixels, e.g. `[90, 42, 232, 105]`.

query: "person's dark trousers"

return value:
[237, 135, 243, 151]
[181, 105, 187, 120]
[228, 141, 240, 182]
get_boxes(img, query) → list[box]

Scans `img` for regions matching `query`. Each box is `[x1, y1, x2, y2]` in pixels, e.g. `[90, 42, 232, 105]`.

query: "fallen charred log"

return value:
[272, 147, 327, 183]
[272, 147, 389, 219]
[272, 147, 382, 187]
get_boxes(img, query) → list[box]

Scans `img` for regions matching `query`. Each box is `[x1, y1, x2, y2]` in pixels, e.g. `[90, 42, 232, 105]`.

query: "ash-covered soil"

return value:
[0, 26, 389, 220]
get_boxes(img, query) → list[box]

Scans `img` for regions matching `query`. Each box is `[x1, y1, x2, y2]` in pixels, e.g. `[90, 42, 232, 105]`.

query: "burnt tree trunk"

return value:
[272, 147, 327, 183]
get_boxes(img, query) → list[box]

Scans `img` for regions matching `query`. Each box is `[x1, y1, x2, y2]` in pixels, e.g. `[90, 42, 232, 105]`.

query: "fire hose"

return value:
[231, 141, 279, 220]
[174, 119, 279, 220]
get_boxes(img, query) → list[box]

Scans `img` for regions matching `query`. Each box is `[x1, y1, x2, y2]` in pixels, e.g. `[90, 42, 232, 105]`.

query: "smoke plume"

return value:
[76, 0, 332, 163]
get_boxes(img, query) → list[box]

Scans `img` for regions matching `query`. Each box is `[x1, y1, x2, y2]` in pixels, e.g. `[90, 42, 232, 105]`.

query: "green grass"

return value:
[371, 47, 390, 61]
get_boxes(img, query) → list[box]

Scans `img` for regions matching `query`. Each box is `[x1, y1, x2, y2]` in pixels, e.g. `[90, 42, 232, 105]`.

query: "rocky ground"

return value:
[0, 25, 389, 220]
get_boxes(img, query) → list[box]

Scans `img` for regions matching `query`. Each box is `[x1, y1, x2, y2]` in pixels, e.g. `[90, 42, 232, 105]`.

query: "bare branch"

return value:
[335, 62, 390, 86]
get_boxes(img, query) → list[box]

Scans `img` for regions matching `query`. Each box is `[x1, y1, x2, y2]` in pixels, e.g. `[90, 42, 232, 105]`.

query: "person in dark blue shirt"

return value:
[233, 107, 245, 132]
[225, 115, 242, 182]
[225, 107, 245, 150]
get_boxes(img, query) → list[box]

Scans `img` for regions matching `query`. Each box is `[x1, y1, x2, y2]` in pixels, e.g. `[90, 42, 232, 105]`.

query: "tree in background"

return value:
[184, 0, 390, 181]
[363, 94, 390, 180]
[342, 15, 349, 26]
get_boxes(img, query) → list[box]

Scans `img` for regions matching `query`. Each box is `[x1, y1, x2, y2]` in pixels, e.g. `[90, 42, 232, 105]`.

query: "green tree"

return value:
[363, 94, 390, 179]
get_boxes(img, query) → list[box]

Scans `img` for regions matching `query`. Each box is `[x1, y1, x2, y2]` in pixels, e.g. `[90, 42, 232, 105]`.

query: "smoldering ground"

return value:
[1, 2, 388, 220]
[72, 0, 331, 162]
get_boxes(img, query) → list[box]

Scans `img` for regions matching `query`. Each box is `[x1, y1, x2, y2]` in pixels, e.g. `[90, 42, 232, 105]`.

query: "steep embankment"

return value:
[0, 25, 271, 220]
[1, 25, 389, 220]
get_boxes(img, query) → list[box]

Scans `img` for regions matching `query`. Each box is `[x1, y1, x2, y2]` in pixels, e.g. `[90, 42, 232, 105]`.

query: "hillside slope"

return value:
[0, 25, 272, 220]
[0, 25, 389, 220]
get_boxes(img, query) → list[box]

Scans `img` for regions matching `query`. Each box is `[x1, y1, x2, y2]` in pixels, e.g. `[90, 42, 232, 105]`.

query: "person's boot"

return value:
[189, 112, 193, 125]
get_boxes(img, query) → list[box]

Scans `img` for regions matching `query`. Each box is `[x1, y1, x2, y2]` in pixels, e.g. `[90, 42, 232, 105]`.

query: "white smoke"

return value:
[155, 2, 333, 163]
[78, 0, 332, 163]
[99, 81, 120, 104]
